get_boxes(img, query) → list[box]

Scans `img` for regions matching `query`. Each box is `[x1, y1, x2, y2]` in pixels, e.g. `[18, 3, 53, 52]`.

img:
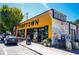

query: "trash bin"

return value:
[26, 36, 31, 45]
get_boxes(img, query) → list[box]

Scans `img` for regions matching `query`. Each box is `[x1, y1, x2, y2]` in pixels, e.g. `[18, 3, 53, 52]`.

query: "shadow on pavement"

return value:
[50, 46, 79, 54]
[66, 50, 79, 54]
[4, 44, 18, 47]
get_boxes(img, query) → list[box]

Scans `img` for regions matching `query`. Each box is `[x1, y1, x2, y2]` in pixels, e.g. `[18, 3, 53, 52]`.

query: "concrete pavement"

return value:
[4, 45, 39, 55]
[0, 40, 77, 55]
[19, 41, 77, 55]
[0, 44, 5, 55]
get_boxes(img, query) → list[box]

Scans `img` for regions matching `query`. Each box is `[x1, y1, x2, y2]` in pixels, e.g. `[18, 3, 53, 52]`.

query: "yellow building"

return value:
[16, 9, 53, 41]
[16, 9, 78, 46]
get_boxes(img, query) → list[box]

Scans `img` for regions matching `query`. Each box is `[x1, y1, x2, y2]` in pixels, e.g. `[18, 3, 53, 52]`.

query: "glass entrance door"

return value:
[26, 26, 48, 43]
[37, 26, 48, 43]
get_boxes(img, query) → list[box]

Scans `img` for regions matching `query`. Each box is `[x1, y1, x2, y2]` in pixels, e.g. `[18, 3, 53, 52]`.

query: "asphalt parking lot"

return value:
[0, 40, 39, 55]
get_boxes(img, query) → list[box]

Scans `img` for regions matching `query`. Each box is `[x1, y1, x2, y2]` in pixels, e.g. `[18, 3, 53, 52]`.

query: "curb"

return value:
[19, 44, 43, 55]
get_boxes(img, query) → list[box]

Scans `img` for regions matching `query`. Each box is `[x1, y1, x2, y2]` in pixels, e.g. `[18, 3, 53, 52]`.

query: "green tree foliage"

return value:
[74, 19, 79, 26]
[0, 5, 24, 33]
[0, 22, 6, 33]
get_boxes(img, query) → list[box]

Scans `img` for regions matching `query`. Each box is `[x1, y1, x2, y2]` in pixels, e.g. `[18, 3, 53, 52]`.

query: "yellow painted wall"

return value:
[16, 10, 52, 39]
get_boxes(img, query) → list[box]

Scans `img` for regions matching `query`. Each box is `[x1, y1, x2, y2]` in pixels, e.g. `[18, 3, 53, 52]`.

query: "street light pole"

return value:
[26, 12, 28, 20]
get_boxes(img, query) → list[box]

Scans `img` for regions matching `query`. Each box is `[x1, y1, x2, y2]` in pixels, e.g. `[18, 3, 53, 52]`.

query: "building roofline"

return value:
[17, 8, 78, 27]
[18, 9, 52, 25]
[18, 8, 67, 25]
[18, 9, 77, 27]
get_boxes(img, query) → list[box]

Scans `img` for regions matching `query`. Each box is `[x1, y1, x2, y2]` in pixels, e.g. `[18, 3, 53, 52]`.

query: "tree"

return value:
[74, 19, 79, 26]
[0, 22, 6, 33]
[68, 21, 74, 24]
[0, 5, 24, 33]
[0, 13, 6, 33]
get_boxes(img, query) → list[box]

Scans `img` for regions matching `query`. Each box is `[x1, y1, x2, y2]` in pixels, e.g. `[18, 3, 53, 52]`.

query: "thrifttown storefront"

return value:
[16, 10, 52, 43]
[16, 9, 79, 48]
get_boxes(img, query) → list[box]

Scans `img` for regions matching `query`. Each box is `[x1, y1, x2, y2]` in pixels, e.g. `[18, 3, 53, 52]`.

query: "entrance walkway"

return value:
[19, 41, 76, 55]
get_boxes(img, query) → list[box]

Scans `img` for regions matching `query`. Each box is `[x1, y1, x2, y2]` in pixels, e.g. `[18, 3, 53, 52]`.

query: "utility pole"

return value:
[26, 12, 28, 20]
[25, 12, 28, 38]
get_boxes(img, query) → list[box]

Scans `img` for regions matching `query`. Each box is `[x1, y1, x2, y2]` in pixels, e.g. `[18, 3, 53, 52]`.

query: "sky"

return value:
[0, 3, 79, 22]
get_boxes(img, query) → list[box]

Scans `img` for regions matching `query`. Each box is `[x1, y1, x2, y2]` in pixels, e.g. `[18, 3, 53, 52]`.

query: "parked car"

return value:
[0, 34, 4, 41]
[0, 35, 2, 41]
[4, 35, 18, 45]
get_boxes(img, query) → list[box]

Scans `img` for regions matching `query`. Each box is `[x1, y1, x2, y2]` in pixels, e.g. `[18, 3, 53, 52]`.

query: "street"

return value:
[0, 41, 39, 55]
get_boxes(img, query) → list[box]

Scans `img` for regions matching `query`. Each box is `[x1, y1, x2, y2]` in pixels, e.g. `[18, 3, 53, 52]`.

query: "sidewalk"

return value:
[19, 41, 76, 55]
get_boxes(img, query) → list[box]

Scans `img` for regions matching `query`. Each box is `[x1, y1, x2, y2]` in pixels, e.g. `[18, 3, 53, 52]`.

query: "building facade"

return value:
[15, 9, 79, 46]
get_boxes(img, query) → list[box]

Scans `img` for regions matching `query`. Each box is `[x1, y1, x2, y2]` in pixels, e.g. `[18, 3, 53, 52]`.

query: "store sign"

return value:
[26, 19, 39, 27]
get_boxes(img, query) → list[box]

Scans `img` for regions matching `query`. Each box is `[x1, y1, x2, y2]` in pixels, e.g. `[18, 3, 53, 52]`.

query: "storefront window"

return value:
[26, 26, 48, 43]
[18, 29, 25, 38]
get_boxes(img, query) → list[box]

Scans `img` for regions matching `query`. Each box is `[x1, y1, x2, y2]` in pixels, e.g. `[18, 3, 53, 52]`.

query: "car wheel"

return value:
[4, 43, 7, 45]
[16, 43, 18, 45]
[14, 43, 17, 45]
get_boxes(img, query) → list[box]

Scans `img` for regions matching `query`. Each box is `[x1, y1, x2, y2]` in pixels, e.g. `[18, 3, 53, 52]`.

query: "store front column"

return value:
[16, 30, 18, 37]
[25, 29, 27, 39]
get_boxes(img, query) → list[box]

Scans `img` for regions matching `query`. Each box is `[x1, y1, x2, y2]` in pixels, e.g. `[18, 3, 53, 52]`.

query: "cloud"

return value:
[42, 3, 50, 10]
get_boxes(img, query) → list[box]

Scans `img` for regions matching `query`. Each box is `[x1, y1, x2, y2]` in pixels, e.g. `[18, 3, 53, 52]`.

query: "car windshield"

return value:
[6, 36, 16, 38]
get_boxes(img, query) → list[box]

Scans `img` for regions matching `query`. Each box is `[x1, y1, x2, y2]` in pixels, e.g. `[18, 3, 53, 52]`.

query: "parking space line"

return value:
[3, 46, 7, 55]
